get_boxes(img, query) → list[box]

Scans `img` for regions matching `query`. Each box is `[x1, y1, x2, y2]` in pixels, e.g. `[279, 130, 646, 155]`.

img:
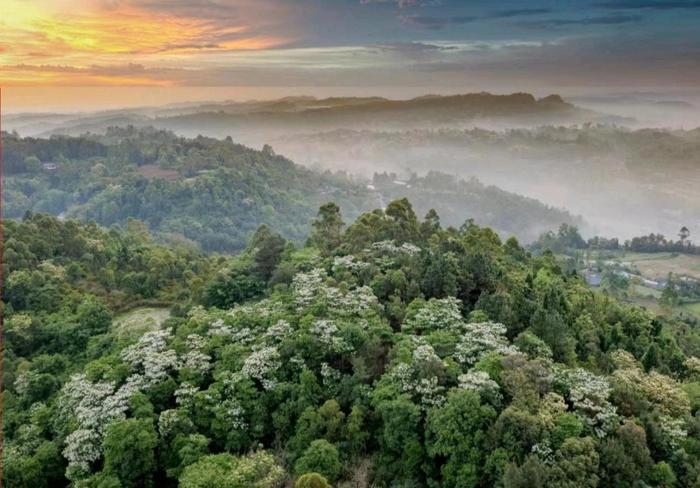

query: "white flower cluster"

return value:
[182, 334, 212, 373]
[212, 371, 248, 429]
[531, 442, 555, 464]
[558, 368, 619, 437]
[263, 319, 292, 342]
[174, 382, 200, 409]
[325, 285, 378, 317]
[320, 362, 342, 385]
[404, 297, 464, 333]
[63, 429, 101, 481]
[293, 268, 327, 307]
[389, 341, 446, 409]
[390, 363, 445, 409]
[158, 409, 182, 437]
[13, 371, 31, 396]
[293, 268, 378, 316]
[227, 298, 281, 321]
[686, 356, 700, 377]
[208, 318, 264, 346]
[60, 375, 129, 433]
[455, 322, 518, 365]
[121, 329, 179, 386]
[217, 398, 247, 430]
[310, 319, 351, 353]
[367, 240, 421, 256]
[412, 342, 442, 365]
[209, 318, 234, 337]
[458, 370, 500, 397]
[59, 374, 133, 481]
[658, 415, 687, 450]
[241, 346, 281, 390]
[332, 255, 370, 273]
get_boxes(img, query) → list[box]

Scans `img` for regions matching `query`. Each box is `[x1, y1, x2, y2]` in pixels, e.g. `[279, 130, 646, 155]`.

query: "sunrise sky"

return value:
[2, 0, 700, 111]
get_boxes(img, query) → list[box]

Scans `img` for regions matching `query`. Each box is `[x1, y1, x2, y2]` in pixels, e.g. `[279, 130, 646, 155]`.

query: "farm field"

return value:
[619, 252, 700, 280]
[589, 250, 700, 280]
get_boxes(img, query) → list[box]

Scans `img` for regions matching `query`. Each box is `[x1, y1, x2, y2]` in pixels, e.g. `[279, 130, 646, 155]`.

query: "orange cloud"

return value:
[0, 0, 294, 85]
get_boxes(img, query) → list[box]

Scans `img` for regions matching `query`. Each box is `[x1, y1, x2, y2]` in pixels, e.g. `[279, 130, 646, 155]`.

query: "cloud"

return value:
[360, 0, 441, 7]
[398, 14, 477, 29]
[596, 0, 700, 9]
[486, 8, 552, 19]
[520, 14, 642, 29]
[0, 62, 180, 86]
[372, 41, 456, 52]
[368, 41, 459, 59]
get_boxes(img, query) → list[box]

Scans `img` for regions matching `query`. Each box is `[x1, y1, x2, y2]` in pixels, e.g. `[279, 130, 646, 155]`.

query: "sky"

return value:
[2, 0, 700, 110]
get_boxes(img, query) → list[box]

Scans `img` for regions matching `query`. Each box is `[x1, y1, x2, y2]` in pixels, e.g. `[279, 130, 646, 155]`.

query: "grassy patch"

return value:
[113, 307, 171, 339]
[680, 301, 700, 319]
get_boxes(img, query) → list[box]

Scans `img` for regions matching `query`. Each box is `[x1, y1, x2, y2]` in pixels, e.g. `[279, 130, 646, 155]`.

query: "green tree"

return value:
[76, 296, 112, 336]
[250, 225, 287, 281]
[179, 451, 285, 488]
[599, 421, 653, 488]
[385, 198, 420, 243]
[294, 440, 342, 482]
[205, 269, 265, 308]
[102, 418, 158, 487]
[547, 437, 599, 488]
[426, 390, 497, 488]
[309, 203, 344, 254]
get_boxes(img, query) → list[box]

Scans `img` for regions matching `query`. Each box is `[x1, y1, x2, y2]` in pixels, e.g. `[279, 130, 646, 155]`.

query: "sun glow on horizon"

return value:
[0, 0, 293, 86]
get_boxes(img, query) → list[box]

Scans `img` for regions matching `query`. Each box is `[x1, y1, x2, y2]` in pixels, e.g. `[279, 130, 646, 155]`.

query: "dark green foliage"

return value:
[294, 440, 342, 482]
[426, 390, 497, 488]
[2, 129, 374, 253]
[309, 203, 345, 255]
[204, 270, 265, 308]
[102, 418, 159, 487]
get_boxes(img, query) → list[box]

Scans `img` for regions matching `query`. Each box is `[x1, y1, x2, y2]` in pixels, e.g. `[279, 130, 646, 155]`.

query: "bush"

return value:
[295, 472, 332, 488]
[294, 440, 342, 482]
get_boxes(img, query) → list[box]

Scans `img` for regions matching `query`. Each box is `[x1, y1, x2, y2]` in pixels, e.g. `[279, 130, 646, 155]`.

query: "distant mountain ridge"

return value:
[6, 92, 620, 139]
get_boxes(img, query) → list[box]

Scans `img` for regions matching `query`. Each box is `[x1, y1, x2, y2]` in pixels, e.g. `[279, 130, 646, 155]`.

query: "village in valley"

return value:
[578, 227, 700, 319]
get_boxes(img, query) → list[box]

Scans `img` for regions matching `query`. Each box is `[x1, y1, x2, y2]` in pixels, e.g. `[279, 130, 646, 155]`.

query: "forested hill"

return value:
[2, 127, 579, 251]
[4, 200, 700, 487]
[3, 127, 374, 252]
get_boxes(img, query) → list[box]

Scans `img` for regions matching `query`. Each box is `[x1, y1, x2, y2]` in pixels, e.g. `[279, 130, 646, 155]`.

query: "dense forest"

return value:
[5, 200, 700, 487]
[2, 128, 578, 251]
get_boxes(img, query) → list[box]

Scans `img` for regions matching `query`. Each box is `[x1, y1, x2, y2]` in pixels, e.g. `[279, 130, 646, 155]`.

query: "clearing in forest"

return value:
[113, 307, 171, 339]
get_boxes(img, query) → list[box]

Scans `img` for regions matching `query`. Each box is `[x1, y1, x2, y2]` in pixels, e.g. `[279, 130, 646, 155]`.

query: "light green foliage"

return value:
[179, 451, 285, 488]
[294, 473, 332, 488]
